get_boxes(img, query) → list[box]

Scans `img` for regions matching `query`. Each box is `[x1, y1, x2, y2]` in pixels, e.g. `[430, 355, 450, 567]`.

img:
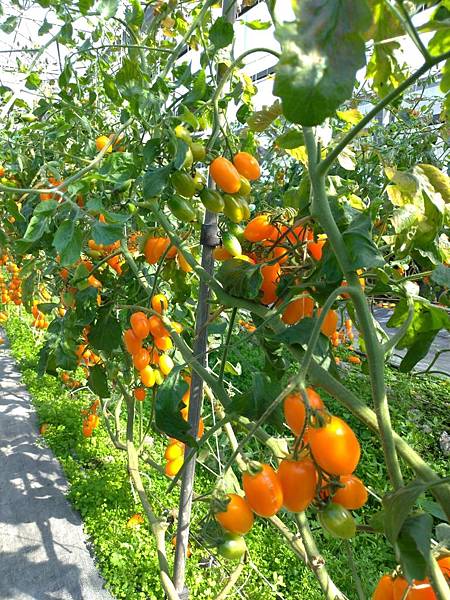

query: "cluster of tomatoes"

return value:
[0, 257, 22, 307]
[60, 370, 83, 390]
[31, 300, 49, 329]
[373, 557, 450, 599]
[81, 398, 101, 438]
[125, 294, 181, 389]
[208, 388, 366, 561]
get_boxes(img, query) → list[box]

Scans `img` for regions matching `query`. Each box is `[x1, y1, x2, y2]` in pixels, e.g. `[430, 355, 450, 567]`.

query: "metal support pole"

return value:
[172, 1, 237, 596]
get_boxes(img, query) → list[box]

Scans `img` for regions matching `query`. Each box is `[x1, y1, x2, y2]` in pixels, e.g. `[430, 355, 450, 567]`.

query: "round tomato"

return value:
[242, 462, 283, 517]
[243, 214, 276, 242]
[134, 387, 146, 402]
[283, 387, 324, 436]
[217, 533, 247, 560]
[130, 312, 150, 340]
[215, 493, 254, 535]
[151, 293, 168, 314]
[171, 171, 196, 198]
[309, 415, 360, 475]
[277, 458, 317, 512]
[159, 354, 174, 375]
[282, 295, 315, 325]
[210, 157, 241, 194]
[140, 365, 156, 388]
[318, 502, 356, 539]
[165, 456, 184, 477]
[199, 188, 224, 213]
[148, 315, 168, 338]
[260, 262, 281, 305]
[164, 442, 184, 461]
[233, 151, 260, 180]
[213, 246, 232, 261]
[332, 474, 368, 510]
[372, 574, 395, 600]
[155, 335, 172, 352]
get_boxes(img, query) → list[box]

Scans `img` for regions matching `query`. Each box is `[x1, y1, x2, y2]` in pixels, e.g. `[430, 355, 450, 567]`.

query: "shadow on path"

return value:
[0, 331, 114, 600]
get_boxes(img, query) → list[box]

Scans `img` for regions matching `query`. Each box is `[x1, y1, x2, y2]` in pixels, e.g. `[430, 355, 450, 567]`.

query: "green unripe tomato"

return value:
[183, 147, 194, 170]
[199, 189, 224, 213]
[227, 223, 245, 241]
[223, 195, 245, 223]
[193, 170, 206, 191]
[190, 141, 206, 163]
[217, 534, 246, 560]
[127, 203, 137, 214]
[171, 171, 196, 198]
[221, 232, 242, 257]
[318, 503, 356, 539]
[238, 176, 251, 197]
[174, 124, 192, 144]
[167, 196, 197, 222]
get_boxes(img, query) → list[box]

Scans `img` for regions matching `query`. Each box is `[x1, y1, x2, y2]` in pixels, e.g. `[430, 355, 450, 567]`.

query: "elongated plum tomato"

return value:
[260, 262, 281, 305]
[243, 214, 276, 242]
[372, 574, 395, 600]
[233, 151, 261, 180]
[242, 463, 283, 517]
[123, 328, 142, 354]
[309, 415, 360, 475]
[284, 387, 324, 436]
[130, 311, 150, 339]
[282, 295, 315, 325]
[215, 493, 254, 535]
[332, 474, 368, 509]
[210, 157, 241, 194]
[140, 365, 155, 388]
[278, 458, 317, 512]
[318, 308, 339, 338]
[144, 237, 170, 265]
[319, 502, 356, 539]
[132, 347, 150, 370]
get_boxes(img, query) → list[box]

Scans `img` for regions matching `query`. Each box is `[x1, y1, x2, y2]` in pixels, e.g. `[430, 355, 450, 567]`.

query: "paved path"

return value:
[0, 330, 114, 600]
[372, 307, 450, 376]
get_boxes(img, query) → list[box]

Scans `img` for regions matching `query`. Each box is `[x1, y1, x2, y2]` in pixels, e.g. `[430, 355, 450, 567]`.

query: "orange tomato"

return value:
[278, 458, 317, 513]
[148, 315, 168, 338]
[260, 262, 281, 305]
[307, 238, 326, 261]
[134, 387, 146, 401]
[165, 456, 184, 477]
[284, 387, 324, 436]
[210, 157, 241, 194]
[309, 416, 361, 475]
[95, 135, 112, 153]
[130, 311, 150, 339]
[438, 556, 450, 577]
[393, 577, 437, 599]
[164, 442, 184, 461]
[177, 251, 193, 272]
[123, 328, 142, 354]
[144, 237, 171, 264]
[159, 353, 174, 375]
[132, 348, 150, 370]
[233, 152, 260, 181]
[318, 308, 338, 337]
[372, 575, 395, 600]
[244, 215, 276, 242]
[242, 463, 283, 517]
[151, 293, 168, 313]
[348, 355, 362, 365]
[215, 493, 254, 535]
[332, 474, 368, 509]
[154, 335, 172, 351]
[213, 246, 233, 261]
[282, 295, 314, 325]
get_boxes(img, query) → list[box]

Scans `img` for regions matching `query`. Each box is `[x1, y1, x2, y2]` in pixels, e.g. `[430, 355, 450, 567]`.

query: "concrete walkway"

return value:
[0, 331, 114, 600]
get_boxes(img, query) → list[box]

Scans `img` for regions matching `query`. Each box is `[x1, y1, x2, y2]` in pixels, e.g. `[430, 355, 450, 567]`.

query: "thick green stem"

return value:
[428, 554, 450, 600]
[295, 513, 349, 600]
[304, 126, 404, 490]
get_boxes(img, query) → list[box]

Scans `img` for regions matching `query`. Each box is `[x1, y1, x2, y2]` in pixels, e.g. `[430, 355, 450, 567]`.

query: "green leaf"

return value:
[143, 165, 171, 199]
[431, 263, 450, 287]
[383, 479, 428, 544]
[98, 0, 120, 19]
[216, 260, 263, 301]
[366, 42, 406, 98]
[89, 312, 122, 351]
[273, 317, 329, 359]
[243, 20, 271, 31]
[275, 129, 304, 149]
[37, 302, 58, 314]
[22, 215, 48, 243]
[34, 199, 58, 216]
[74, 287, 99, 326]
[342, 214, 384, 270]
[125, 0, 144, 28]
[38, 19, 53, 35]
[79, 0, 95, 15]
[143, 138, 161, 165]
[397, 514, 433, 583]
[103, 73, 121, 105]
[1, 16, 19, 34]
[273, 0, 372, 126]
[55, 222, 83, 266]
[26, 73, 41, 90]
[91, 221, 123, 245]
[210, 17, 234, 49]
[155, 371, 197, 446]
[428, 28, 450, 56]
[88, 365, 109, 398]
[227, 372, 283, 427]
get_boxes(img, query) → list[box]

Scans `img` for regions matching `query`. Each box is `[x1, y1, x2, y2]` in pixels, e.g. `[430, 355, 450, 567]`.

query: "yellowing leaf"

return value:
[336, 108, 363, 125]
[127, 514, 144, 528]
[347, 194, 365, 210]
[337, 147, 356, 171]
[286, 145, 308, 166]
